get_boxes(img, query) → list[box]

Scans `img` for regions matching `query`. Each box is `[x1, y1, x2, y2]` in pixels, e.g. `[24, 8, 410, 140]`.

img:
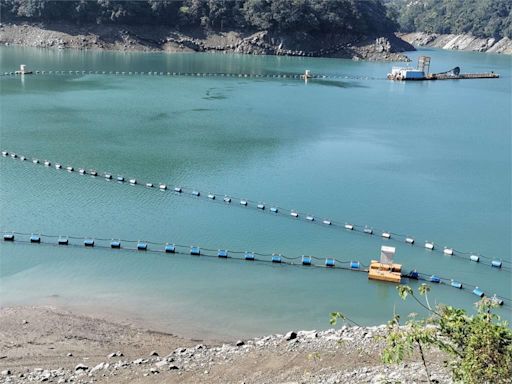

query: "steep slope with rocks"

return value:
[400, 32, 512, 54]
[0, 22, 414, 61]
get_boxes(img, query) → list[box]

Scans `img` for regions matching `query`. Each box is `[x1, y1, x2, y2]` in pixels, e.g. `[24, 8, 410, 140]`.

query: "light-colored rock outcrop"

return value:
[0, 22, 414, 61]
[400, 32, 512, 54]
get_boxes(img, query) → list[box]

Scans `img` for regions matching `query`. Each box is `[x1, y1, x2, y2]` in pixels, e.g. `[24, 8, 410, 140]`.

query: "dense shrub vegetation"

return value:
[332, 285, 512, 384]
[387, 0, 512, 39]
[3, 0, 509, 39]
[0, 0, 397, 35]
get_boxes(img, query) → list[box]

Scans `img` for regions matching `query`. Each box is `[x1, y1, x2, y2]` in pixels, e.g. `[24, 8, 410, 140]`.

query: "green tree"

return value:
[383, 285, 512, 383]
[388, 0, 512, 39]
[0, 0, 399, 36]
[331, 285, 512, 383]
[242, 0, 274, 30]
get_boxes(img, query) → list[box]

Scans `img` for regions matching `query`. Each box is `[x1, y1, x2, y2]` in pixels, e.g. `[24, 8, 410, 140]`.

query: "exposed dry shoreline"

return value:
[0, 22, 413, 61]
[400, 32, 512, 54]
[0, 306, 453, 383]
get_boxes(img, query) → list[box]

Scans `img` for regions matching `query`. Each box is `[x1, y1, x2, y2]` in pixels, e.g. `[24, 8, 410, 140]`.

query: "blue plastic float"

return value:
[494, 298, 504, 306]
[84, 239, 95, 247]
[164, 244, 176, 253]
[302, 256, 312, 266]
[3, 234, 14, 241]
[408, 270, 419, 279]
[350, 261, 360, 269]
[430, 275, 441, 283]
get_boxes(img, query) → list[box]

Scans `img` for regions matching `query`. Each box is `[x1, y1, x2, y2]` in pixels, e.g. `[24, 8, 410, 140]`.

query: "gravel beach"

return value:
[0, 306, 452, 383]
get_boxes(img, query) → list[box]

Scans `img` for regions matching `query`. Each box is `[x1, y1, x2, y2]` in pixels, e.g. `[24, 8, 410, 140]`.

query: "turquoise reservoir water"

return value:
[0, 47, 510, 339]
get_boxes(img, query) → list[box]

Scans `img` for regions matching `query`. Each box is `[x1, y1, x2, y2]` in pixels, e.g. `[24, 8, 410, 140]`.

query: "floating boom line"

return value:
[1, 151, 510, 273]
[0, 69, 384, 81]
[2, 230, 510, 307]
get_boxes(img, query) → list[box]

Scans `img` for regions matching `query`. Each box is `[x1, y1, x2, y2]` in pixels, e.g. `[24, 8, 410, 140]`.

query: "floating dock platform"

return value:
[389, 72, 499, 81]
[426, 72, 499, 80]
[388, 56, 499, 81]
[368, 260, 402, 283]
[15, 64, 33, 75]
[368, 246, 402, 283]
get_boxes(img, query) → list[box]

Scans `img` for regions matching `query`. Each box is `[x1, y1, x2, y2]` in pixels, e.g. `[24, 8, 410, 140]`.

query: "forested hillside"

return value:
[387, 0, 512, 39]
[3, 0, 510, 40]
[0, 0, 397, 35]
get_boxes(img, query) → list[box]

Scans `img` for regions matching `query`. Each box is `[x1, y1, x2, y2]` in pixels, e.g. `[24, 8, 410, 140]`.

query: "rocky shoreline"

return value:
[0, 22, 413, 61]
[400, 32, 512, 54]
[0, 306, 452, 383]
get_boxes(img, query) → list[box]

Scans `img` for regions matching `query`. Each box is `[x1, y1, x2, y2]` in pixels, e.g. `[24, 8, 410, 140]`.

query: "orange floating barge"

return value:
[368, 246, 402, 283]
[368, 260, 402, 283]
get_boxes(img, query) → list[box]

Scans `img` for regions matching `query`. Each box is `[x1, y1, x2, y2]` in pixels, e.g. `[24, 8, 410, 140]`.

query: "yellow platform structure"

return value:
[368, 246, 402, 284]
[368, 260, 402, 283]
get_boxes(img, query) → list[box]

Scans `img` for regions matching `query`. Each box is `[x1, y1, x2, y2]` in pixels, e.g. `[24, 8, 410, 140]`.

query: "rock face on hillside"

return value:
[400, 32, 512, 54]
[0, 22, 414, 61]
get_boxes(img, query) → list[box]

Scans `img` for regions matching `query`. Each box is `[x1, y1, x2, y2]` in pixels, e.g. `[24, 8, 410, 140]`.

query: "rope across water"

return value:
[2, 230, 510, 307]
[0, 69, 384, 81]
[2, 151, 509, 273]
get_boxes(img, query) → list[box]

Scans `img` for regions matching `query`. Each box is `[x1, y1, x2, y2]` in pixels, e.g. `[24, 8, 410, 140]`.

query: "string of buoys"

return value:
[0, 69, 382, 82]
[2, 150, 510, 273]
[2, 230, 509, 308]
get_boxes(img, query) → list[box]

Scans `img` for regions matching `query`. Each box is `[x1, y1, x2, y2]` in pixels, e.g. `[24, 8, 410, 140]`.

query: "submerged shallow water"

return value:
[0, 46, 510, 339]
